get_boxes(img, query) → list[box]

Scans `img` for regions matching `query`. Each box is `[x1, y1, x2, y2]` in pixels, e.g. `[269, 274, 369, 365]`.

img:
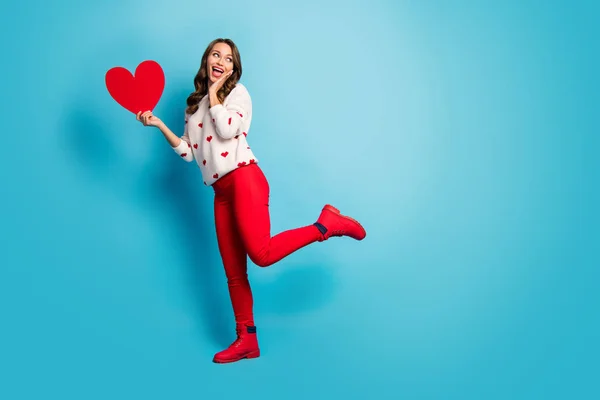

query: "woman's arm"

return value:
[209, 84, 252, 140]
[161, 121, 195, 162]
[137, 111, 194, 162]
[157, 122, 182, 147]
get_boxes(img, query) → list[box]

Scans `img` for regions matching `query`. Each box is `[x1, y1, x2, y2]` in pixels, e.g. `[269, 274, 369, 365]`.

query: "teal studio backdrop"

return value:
[1, 0, 598, 399]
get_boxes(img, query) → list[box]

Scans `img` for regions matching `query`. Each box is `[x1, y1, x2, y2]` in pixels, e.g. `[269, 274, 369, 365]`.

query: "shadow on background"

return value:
[61, 85, 232, 346]
[61, 81, 339, 346]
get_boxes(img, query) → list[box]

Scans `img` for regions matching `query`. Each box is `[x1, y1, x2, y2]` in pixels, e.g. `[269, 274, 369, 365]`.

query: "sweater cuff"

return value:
[209, 104, 226, 118]
[172, 139, 190, 154]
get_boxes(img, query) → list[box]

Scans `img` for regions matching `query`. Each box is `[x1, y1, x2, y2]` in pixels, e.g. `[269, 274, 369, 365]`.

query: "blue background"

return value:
[2, 0, 598, 399]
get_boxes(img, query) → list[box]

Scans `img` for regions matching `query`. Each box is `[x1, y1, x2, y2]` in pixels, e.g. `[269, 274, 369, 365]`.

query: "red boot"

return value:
[213, 324, 260, 363]
[314, 205, 367, 241]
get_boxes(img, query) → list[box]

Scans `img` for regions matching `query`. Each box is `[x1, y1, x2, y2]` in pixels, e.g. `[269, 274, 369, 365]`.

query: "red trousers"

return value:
[212, 164, 322, 326]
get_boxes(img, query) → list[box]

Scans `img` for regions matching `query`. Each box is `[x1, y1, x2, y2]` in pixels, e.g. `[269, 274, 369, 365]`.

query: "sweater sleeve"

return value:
[172, 113, 195, 162]
[209, 85, 251, 140]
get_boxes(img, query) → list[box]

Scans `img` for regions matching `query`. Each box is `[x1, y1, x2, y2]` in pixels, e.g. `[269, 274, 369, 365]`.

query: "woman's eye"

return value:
[227, 58, 232, 63]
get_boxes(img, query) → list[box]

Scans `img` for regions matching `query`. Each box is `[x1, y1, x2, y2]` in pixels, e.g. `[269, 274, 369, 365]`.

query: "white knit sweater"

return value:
[171, 83, 258, 186]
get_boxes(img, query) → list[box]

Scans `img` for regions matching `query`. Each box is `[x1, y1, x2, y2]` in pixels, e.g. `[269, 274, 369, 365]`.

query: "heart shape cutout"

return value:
[105, 60, 165, 114]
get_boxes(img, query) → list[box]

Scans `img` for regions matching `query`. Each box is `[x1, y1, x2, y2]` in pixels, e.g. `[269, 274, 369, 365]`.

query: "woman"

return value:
[136, 38, 366, 363]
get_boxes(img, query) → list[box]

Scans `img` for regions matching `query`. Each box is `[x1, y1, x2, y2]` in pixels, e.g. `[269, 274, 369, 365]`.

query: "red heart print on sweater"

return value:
[193, 144, 198, 149]
[249, 159, 256, 164]
[238, 161, 247, 167]
[243, 132, 247, 137]
[105, 60, 165, 114]
[206, 136, 213, 142]
[202, 159, 206, 165]
[198, 122, 203, 128]
[221, 152, 229, 158]
[181, 153, 187, 157]
[213, 173, 219, 179]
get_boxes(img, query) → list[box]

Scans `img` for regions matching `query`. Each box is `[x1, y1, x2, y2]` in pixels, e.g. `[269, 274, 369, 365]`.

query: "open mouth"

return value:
[212, 66, 224, 77]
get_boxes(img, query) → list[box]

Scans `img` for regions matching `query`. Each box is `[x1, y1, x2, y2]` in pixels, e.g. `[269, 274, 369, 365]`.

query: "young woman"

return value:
[136, 38, 366, 363]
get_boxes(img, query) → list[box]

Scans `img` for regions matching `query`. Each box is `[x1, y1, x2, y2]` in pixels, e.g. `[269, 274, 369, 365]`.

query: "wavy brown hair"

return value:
[185, 38, 243, 115]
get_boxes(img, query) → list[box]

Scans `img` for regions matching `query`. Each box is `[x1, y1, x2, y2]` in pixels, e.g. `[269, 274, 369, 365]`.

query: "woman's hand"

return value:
[136, 110, 164, 128]
[209, 70, 234, 106]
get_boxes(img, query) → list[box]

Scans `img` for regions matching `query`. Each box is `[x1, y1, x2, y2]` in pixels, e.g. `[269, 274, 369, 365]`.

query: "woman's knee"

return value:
[225, 273, 250, 287]
[248, 251, 272, 268]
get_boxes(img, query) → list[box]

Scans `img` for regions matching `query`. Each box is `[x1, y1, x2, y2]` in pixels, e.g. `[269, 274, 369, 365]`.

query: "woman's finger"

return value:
[213, 71, 231, 88]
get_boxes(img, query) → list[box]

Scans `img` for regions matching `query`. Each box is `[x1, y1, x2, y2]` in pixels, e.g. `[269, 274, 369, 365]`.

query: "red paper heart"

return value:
[105, 60, 165, 114]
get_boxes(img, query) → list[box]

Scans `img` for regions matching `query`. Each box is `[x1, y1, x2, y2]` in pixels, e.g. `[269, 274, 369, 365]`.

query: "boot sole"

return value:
[212, 349, 260, 364]
[323, 204, 367, 240]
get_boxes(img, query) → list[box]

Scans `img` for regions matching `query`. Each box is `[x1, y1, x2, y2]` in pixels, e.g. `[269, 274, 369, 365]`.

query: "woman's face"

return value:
[206, 42, 234, 85]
